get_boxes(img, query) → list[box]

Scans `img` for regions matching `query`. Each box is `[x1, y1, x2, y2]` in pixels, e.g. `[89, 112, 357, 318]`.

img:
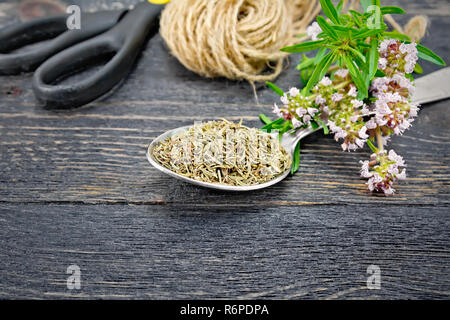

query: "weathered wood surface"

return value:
[0, 0, 449, 299]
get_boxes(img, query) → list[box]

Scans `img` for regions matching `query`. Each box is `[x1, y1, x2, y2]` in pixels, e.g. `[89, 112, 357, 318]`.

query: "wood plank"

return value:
[0, 203, 448, 299]
[0, 0, 448, 300]
[0, 15, 448, 205]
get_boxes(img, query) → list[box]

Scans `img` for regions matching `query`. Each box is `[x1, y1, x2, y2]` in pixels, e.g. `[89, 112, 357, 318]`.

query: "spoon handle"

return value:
[412, 67, 450, 105]
[282, 126, 319, 154]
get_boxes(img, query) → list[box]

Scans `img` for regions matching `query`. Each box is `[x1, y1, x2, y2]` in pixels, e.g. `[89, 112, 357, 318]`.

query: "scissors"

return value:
[0, 1, 165, 109]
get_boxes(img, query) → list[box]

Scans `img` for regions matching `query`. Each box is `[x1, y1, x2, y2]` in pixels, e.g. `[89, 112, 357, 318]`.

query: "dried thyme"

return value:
[152, 120, 291, 186]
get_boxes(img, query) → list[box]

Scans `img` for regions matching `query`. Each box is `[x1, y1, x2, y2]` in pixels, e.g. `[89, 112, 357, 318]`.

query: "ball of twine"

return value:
[160, 0, 320, 83]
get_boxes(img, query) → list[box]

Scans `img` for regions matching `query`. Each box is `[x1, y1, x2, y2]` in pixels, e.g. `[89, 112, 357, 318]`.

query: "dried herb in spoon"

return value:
[152, 120, 291, 186]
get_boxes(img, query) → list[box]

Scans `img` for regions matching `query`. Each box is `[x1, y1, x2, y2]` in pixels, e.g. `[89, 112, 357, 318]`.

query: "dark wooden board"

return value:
[0, 0, 449, 299]
[0, 203, 449, 299]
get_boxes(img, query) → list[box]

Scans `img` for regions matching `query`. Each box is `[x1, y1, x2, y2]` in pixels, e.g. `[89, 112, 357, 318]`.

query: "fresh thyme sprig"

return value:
[261, 0, 445, 195]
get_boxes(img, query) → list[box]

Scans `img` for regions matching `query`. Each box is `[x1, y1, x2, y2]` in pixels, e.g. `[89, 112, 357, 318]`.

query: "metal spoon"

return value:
[147, 67, 450, 191]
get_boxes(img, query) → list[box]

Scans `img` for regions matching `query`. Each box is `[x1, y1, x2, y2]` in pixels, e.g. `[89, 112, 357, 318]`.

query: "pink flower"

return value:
[388, 149, 405, 166]
[334, 68, 349, 78]
[361, 104, 371, 116]
[378, 39, 398, 55]
[334, 128, 347, 140]
[358, 126, 369, 139]
[296, 107, 306, 117]
[292, 117, 302, 128]
[360, 160, 371, 178]
[348, 85, 357, 97]
[307, 22, 322, 41]
[378, 39, 418, 75]
[372, 91, 419, 135]
[371, 74, 415, 99]
[361, 150, 407, 194]
[307, 107, 318, 117]
[319, 76, 332, 86]
[351, 99, 364, 109]
[355, 138, 365, 148]
[350, 115, 360, 123]
[331, 93, 343, 102]
[397, 169, 407, 180]
[378, 57, 388, 70]
[347, 143, 358, 151]
[289, 87, 300, 97]
[272, 103, 283, 118]
[399, 42, 418, 73]
[303, 114, 311, 123]
[315, 95, 326, 105]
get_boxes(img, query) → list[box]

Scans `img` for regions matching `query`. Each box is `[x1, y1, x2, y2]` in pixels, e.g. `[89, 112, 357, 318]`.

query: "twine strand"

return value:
[160, 0, 320, 83]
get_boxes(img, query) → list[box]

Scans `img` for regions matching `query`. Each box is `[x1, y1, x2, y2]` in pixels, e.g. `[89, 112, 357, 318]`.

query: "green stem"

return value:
[307, 80, 351, 100]
[375, 127, 384, 151]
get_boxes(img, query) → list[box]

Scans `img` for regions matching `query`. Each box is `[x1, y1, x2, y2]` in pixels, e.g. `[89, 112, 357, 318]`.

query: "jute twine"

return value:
[160, 0, 427, 85]
[160, 0, 321, 83]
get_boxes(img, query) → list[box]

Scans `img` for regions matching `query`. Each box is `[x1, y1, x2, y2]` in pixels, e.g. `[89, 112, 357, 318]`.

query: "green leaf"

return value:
[314, 47, 328, 64]
[382, 31, 410, 41]
[296, 55, 314, 70]
[339, 14, 351, 25]
[366, 138, 378, 153]
[315, 117, 329, 135]
[360, 0, 373, 12]
[375, 69, 386, 77]
[280, 40, 325, 53]
[405, 73, 414, 81]
[348, 46, 367, 64]
[368, 38, 379, 80]
[304, 51, 336, 93]
[353, 28, 384, 40]
[316, 16, 338, 40]
[291, 141, 301, 174]
[295, 32, 307, 38]
[414, 63, 423, 74]
[259, 114, 272, 125]
[343, 54, 367, 99]
[319, 0, 340, 25]
[336, 0, 343, 14]
[261, 118, 284, 132]
[278, 120, 292, 137]
[266, 81, 284, 96]
[417, 44, 446, 66]
[310, 120, 320, 130]
[380, 6, 406, 15]
[300, 67, 313, 86]
[331, 25, 352, 38]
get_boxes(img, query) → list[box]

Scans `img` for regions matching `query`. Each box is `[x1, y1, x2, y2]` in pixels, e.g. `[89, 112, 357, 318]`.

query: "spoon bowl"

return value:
[146, 125, 303, 191]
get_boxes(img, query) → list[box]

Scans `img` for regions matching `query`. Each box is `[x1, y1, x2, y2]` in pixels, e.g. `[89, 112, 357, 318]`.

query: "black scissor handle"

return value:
[32, 2, 162, 109]
[0, 10, 125, 75]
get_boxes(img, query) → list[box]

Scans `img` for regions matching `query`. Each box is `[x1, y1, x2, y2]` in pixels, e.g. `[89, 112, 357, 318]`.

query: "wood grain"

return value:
[0, 204, 449, 299]
[0, 0, 448, 299]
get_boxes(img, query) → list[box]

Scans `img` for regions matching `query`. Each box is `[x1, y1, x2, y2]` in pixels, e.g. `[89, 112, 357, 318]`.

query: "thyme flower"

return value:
[360, 150, 407, 195]
[378, 39, 418, 76]
[306, 22, 322, 41]
[263, 0, 445, 195]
